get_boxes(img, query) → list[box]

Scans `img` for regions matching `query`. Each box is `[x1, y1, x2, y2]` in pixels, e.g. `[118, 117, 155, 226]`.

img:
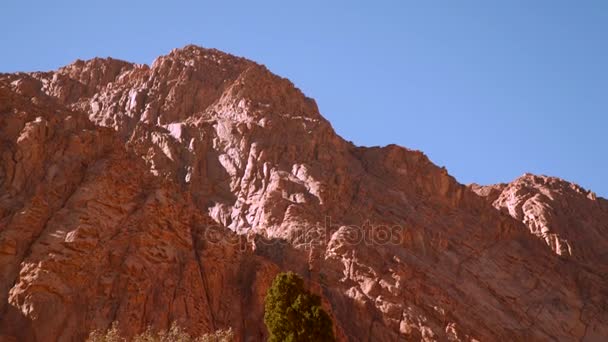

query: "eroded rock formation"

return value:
[1, 45, 606, 341]
[471, 174, 608, 269]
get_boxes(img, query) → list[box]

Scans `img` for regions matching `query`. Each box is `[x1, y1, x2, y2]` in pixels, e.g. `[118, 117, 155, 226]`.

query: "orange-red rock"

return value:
[1, 45, 606, 341]
[471, 174, 608, 272]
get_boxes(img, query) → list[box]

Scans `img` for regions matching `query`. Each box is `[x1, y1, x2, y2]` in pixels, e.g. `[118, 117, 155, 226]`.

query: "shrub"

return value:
[264, 272, 335, 342]
[87, 322, 122, 342]
[87, 322, 233, 342]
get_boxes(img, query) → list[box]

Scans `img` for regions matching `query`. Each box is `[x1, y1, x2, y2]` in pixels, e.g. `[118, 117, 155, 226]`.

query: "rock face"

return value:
[471, 174, 608, 269]
[0, 82, 280, 342]
[1, 45, 607, 341]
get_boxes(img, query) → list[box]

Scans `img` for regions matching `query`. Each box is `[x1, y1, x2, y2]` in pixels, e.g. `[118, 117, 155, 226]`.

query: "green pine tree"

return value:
[264, 272, 336, 342]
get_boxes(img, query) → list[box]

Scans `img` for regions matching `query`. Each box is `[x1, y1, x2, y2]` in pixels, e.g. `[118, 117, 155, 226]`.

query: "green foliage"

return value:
[264, 272, 336, 342]
[87, 322, 233, 342]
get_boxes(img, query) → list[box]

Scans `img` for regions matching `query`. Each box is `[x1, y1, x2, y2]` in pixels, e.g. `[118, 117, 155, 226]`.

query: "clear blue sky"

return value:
[2, 0, 607, 197]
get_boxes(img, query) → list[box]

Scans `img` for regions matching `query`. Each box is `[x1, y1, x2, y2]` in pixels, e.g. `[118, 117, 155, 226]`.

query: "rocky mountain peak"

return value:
[472, 174, 608, 265]
[1, 46, 607, 341]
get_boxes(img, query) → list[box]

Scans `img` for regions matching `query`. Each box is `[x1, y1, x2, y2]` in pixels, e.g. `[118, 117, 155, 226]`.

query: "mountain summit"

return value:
[1, 45, 606, 341]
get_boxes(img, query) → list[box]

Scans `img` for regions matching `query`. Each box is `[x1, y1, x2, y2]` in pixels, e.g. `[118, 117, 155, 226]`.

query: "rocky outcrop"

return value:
[1, 45, 607, 341]
[0, 83, 286, 341]
[471, 174, 608, 268]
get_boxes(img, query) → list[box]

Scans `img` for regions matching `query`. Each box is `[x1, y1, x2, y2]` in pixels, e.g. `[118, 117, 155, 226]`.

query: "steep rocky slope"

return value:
[1, 45, 606, 341]
[471, 174, 608, 270]
[0, 82, 284, 341]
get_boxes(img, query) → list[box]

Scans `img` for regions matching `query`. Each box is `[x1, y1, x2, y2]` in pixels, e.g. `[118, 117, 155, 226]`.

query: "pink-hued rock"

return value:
[1, 45, 606, 341]
[471, 174, 608, 268]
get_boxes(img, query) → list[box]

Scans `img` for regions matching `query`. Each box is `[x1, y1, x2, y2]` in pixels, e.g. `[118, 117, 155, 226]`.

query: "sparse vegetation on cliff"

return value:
[87, 323, 233, 342]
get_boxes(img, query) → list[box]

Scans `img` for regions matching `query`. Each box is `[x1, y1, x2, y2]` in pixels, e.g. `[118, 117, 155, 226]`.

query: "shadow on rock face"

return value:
[0, 304, 34, 342]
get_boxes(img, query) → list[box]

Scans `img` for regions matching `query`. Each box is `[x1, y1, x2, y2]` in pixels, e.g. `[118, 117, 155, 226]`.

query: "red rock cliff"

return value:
[0, 45, 606, 341]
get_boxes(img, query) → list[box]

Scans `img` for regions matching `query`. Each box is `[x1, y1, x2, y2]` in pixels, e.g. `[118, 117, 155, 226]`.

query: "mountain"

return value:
[471, 174, 608, 267]
[1, 45, 606, 341]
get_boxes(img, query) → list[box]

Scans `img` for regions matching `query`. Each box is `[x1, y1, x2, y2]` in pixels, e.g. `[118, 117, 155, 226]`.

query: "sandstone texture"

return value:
[1, 45, 606, 341]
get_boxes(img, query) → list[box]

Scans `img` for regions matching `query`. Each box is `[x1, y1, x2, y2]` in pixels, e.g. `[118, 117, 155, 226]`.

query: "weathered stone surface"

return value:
[1, 45, 606, 341]
[471, 174, 608, 270]
[0, 83, 283, 341]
